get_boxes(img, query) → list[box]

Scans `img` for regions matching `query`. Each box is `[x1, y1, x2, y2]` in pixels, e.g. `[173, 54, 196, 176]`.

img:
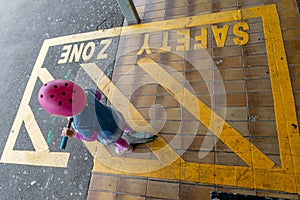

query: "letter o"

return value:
[82, 42, 95, 61]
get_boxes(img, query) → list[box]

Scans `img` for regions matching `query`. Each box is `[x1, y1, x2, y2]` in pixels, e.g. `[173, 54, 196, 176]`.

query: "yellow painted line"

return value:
[0, 150, 70, 168]
[119, 5, 264, 36]
[24, 106, 49, 152]
[262, 5, 300, 175]
[43, 28, 122, 46]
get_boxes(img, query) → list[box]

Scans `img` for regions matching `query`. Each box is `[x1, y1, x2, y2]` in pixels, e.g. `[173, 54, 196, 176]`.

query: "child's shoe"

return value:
[115, 145, 133, 155]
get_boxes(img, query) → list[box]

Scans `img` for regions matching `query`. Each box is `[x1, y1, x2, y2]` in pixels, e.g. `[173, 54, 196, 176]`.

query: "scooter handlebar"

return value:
[60, 118, 73, 150]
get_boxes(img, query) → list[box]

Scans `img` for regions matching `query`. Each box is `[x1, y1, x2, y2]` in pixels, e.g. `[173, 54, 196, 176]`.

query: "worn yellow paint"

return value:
[266, 6, 300, 169]
[1, 3, 299, 194]
[180, 162, 200, 182]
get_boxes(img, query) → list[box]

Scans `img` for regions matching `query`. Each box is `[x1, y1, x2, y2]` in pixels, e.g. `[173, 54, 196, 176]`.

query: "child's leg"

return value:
[123, 123, 132, 134]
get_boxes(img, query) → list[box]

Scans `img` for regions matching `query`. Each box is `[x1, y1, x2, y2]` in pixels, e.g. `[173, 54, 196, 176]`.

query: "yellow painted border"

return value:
[0, 4, 299, 194]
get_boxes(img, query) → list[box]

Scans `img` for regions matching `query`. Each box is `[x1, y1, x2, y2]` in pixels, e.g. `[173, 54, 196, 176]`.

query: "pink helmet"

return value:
[38, 80, 86, 117]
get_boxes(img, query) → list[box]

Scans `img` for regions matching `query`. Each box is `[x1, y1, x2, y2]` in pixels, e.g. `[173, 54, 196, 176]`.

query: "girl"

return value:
[38, 79, 156, 154]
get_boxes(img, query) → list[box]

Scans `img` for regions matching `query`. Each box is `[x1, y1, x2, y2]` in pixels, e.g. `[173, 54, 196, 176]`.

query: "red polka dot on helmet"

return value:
[38, 80, 86, 117]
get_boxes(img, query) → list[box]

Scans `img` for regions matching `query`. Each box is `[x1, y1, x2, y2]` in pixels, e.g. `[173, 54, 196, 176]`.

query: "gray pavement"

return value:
[0, 0, 123, 199]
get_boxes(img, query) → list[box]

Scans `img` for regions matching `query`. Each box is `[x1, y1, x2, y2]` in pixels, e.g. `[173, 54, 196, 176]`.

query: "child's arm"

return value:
[62, 128, 98, 141]
[62, 127, 76, 138]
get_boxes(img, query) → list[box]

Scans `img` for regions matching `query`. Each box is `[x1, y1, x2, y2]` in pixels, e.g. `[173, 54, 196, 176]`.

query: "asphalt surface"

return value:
[0, 0, 123, 199]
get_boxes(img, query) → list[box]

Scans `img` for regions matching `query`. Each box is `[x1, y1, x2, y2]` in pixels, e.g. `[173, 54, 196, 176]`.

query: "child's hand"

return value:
[62, 127, 76, 138]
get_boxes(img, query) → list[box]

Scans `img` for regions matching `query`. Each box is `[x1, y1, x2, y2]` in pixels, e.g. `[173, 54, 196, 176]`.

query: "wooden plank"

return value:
[294, 92, 300, 106]
[190, 81, 212, 95]
[287, 52, 300, 64]
[161, 61, 185, 72]
[251, 138, 280, 154]
[116, 54, 138, 65]
[137, 107, 181, 121]
[166, 0, 186, 8]
[145, 2, 166, 12]
[112, 74, 135, 84]
[181, 120, 210, 135]
[216, 107, 248, 121]
[165, 7, 187, 17]
[280, 18, 300, 29]
[160, 121, 181, 133]
[113, 65, 136, 75]
[156, 95, 180, 107]
[244, 54, 268, 67]
[237, 0, 265, 6]
[215, 152, 248, 166]
[245, 66, 270, 79]
[219, 68, 244, 80]
[282, 29, 300, 41]
[214, 56, 243, 69]
[276, 0, 298, 10]
[284, 40, 300, 52]
[187, 3, 212, 15]
[243, 43, 267, 56]
[130, 84, 158, 96]
[144, 9, 165, 19]
[246, 79, 272, 92]
[248, 107, 276, 121]
[213, 0, 238, 9]
[228, 121, 249, 136]
[186, 47, 213, 58]
[119, 36, 142, 47]
[222, 80, 245, 93]
[250, 121, 278, 137]
[248, 92, 274, 107]
[187, 0, 210, 4]
[213, 46, 241, 58]
[278, 8, 299, 18]
[131, 95, 156, 107]
[215, 93, 246, 107]
[186, 70, 213, 82]
[183, 151, 214, 163]
[290, 64, 300, 77]
[160, 52, 184, 61]
[291, 77, 300, 90]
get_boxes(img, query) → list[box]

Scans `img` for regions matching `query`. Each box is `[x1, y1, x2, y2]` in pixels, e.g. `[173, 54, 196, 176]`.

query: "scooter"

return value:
[60, 118, 73, 149]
